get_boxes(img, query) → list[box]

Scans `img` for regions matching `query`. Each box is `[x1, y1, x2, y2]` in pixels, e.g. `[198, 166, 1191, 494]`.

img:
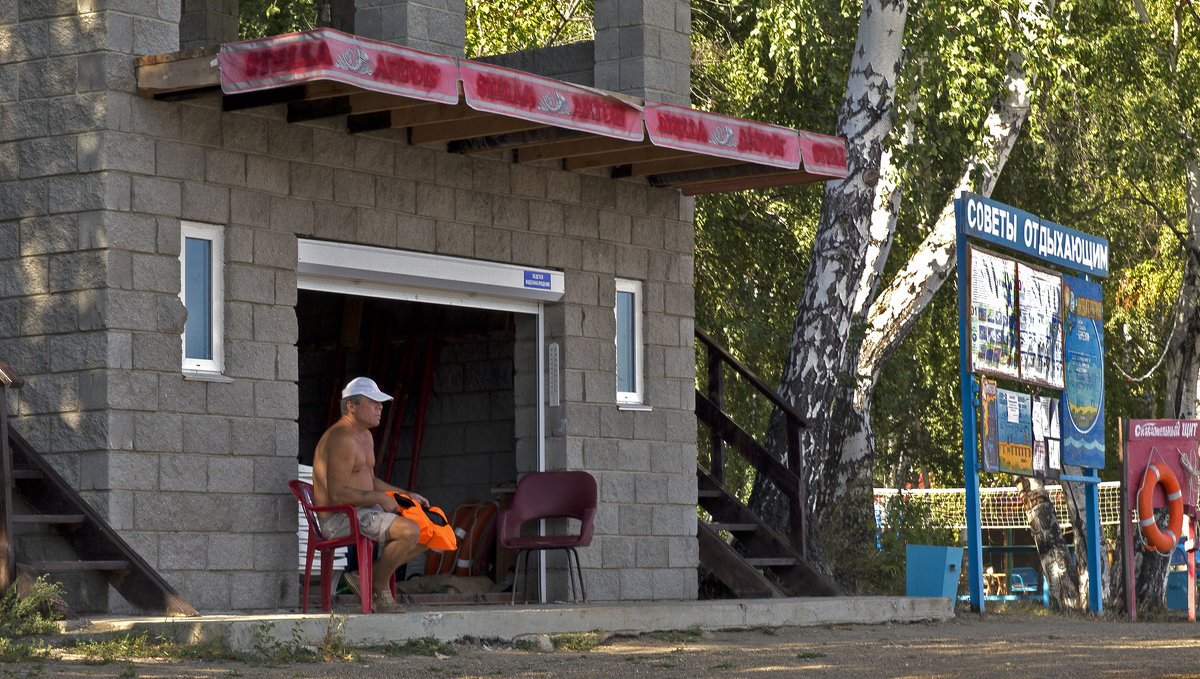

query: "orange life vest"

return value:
[388, 492, 458, 552]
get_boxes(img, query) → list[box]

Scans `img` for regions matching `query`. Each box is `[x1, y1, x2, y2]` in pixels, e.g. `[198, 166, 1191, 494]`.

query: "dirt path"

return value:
[22, 610, 1200, 678]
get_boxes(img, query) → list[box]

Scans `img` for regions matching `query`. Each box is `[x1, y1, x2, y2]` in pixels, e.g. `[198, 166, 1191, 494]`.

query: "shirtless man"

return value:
[313, 377, 428, 613]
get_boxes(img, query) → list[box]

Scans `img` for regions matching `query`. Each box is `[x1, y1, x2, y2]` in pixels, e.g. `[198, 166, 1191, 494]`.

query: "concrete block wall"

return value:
[594, 0, 692, 106]
[327, 0, 465, 57]
[178, 0, 238, 50]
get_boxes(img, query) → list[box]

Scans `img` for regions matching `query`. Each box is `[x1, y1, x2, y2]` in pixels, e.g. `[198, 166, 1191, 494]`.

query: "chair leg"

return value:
[320, 549, 334, 612]
[567, 547, 585, 603]
[302, 550, 316, 613]
[510, 550, 524, 605]
[357, 539, 374, 614]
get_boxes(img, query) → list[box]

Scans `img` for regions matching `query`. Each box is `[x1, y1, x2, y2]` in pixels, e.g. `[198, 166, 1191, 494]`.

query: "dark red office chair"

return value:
[290, 480, 395, 614]
[497, 471, 597, 603]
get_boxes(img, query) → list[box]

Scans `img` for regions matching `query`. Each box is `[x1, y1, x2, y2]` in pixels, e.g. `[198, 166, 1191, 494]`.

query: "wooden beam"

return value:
[409, 116, 548, 146]
[620, 154, 743, 178]
[137, 50, 220, 96]
[650, 163, 795, 189]
[678, 171, 824, 196]
[447, 127, 590, 155]
[564, 145, 691, 172]
[515, 136, 648, 163]
[222, 85, 310, 111]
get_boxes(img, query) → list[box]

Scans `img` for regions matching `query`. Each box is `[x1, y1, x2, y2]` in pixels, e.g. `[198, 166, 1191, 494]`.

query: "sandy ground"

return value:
[18, 609, 1200, 678]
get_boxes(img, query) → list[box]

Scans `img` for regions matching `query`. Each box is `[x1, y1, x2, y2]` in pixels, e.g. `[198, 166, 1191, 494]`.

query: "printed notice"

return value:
[1018, 263, 1064, 389]
[969, 247, 1019, 378]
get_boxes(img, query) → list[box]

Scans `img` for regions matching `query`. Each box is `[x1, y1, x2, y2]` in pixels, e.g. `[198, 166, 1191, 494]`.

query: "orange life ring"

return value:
[1137, 463, 1184, 554]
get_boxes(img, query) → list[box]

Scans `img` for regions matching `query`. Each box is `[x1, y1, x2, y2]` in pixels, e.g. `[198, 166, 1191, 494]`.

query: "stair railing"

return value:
[0, 357, 24, 592]
[695, 329, 808, 558]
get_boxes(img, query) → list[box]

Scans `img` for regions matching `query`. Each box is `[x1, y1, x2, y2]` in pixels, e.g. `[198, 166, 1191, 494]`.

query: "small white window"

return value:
[179, 221, 224, 375]
[615, 278, 643, 404]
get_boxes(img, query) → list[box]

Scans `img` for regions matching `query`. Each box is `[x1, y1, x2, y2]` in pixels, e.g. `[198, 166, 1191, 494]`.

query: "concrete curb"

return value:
[63, 597, 954, 651]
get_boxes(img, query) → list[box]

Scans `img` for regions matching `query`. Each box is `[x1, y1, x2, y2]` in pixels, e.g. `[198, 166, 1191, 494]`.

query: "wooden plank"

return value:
[564, 146, 690, 172]
[26, 560, 131, 572]
[0, 385, 13, 593]
[697, 520, 785, 598]
[12, 514, 85, 524]
[448, 127, 590, 155]
[623, 154, 742, 178]
[709, 522, 758, 533]
[744, 557, 799, 567]
[137, 53, 220, 96]
[410, 116, 548, 146]
[516, 136, 648, 163]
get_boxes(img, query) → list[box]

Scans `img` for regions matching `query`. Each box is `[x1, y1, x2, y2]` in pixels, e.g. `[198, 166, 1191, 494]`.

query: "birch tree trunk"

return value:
[753, 0, 908, 573]
[1019, 477, 1082, 611]
[1162, 155, 1200, 421]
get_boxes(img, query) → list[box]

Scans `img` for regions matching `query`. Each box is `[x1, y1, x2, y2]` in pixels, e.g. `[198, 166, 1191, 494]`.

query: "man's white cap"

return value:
[342, 377, 393, 402]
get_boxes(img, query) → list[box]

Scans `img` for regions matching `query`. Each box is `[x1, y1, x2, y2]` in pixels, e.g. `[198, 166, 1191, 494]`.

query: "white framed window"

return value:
[179, 221, 225, 375]
[615, 278, 643, 405]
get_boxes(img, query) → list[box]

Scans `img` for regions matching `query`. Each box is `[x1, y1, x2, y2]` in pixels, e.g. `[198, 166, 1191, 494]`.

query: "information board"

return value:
[969, 247, 1018, 379]
[1062, 274, 1105, 468]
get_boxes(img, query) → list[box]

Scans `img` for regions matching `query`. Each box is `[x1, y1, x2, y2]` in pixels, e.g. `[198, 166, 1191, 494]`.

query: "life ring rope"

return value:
[1137, 462, 1185, 555]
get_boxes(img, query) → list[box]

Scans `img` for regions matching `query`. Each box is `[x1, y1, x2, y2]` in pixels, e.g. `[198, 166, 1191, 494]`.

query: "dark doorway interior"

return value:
[295, 289, 521, 511]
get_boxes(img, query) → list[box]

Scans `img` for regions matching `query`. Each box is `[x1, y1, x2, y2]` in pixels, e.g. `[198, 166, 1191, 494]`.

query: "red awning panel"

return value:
[137, 28, 849, 194]
[460, 62, 643, 142]
[644, 102, 801, 170]
[217, 29, 458, 104]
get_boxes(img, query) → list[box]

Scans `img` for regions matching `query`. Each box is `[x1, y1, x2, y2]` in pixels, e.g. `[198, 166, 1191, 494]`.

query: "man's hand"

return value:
[406, 490, 430, 508]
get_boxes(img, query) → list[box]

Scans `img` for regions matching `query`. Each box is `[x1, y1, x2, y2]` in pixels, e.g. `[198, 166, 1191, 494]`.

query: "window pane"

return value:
[184, 237, 212, 361]
[616, 290, 635, 393]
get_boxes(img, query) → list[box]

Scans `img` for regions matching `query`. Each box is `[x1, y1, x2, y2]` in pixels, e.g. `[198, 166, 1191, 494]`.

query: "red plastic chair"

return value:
[497, 471, 597, 603]
[289, 480, 395, 614]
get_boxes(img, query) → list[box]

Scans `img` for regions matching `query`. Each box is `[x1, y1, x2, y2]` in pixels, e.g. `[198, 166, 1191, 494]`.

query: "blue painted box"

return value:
[906, 544, 964, 598]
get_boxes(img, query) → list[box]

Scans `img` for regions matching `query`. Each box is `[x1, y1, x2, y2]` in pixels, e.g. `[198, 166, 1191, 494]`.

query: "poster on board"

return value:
[1062, 275, 1105, 468]
[1018, 263, 1064, 389]
[979, 378, 1000, 473]
[969, 247, 1019, 379]
[1033, 395, 1062, 479]
[998, 388, 1033, 476]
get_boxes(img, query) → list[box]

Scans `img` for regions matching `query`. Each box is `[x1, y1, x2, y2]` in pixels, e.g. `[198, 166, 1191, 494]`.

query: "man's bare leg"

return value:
[373, 516, 428, 596]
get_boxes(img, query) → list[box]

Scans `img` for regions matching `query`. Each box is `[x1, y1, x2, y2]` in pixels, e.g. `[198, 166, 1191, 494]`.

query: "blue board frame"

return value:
[956, 192, 1107, 614]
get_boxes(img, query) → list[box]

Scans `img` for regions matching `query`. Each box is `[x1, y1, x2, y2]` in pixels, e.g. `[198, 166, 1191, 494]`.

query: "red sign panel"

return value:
[1125, 419, 1200, 510]
[797, 130, 848, 178]
[460, 62, 643, 141]
[644, 102, 800, 169]
[217, 28, 459, 104]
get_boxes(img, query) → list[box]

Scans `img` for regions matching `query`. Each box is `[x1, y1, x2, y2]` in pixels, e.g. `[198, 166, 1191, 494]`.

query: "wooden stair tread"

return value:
[744, 557, 798, 567]
[11, 468, 42, 480]
[707, 522, 757, 532]
[24, 559, 132, 572]
[13, 513, 86, 524]
[697, 489, 722, 498]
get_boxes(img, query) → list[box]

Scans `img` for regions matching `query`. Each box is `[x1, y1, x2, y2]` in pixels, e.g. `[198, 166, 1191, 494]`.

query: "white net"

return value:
[874, 481, 1123, 531]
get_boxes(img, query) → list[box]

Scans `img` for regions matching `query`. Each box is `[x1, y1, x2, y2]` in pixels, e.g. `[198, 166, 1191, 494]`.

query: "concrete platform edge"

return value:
[63, 597, 955, 651]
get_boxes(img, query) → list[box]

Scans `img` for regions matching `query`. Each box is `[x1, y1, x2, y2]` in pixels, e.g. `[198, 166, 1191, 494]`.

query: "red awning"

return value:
[139, 28, 847, 196]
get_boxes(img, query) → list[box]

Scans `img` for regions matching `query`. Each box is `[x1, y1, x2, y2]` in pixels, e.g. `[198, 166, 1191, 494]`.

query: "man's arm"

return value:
[372, 477, 429, 508]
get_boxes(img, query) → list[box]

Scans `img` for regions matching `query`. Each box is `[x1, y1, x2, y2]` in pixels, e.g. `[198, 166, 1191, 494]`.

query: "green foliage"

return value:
[825, 491, 957, 595]
[549, 631, 606, 652]
[0, 577, 64, 638]
[251, 617, 358, 662]
[239, 0, 317, 39]
[65, 631, 240, 664]
[379, 636, 457, 657]
[0, 637, 51, 663]
[466, 0, 594, 58]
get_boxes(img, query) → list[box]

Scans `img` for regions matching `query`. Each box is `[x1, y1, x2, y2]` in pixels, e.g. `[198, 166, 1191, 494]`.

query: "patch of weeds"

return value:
[379, 636, 456, 658]
[66, 631, 238, 664]
[252, 621, 319, 663]
[0, 637, 52, 663]
[0, 576, 64, 638]
[313, 616, 358, 662]
[760, 627, 778, 636]
[550, 631, 605, 652]
[651, 627, 703, 644]
[624, 655, 642, 663]
[797, 651, 827, 660]
[513, 639, 540, 653]
[709, 662, 736, 669]
[228, 672, 243, 678]
[118, 664, 137, 678]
